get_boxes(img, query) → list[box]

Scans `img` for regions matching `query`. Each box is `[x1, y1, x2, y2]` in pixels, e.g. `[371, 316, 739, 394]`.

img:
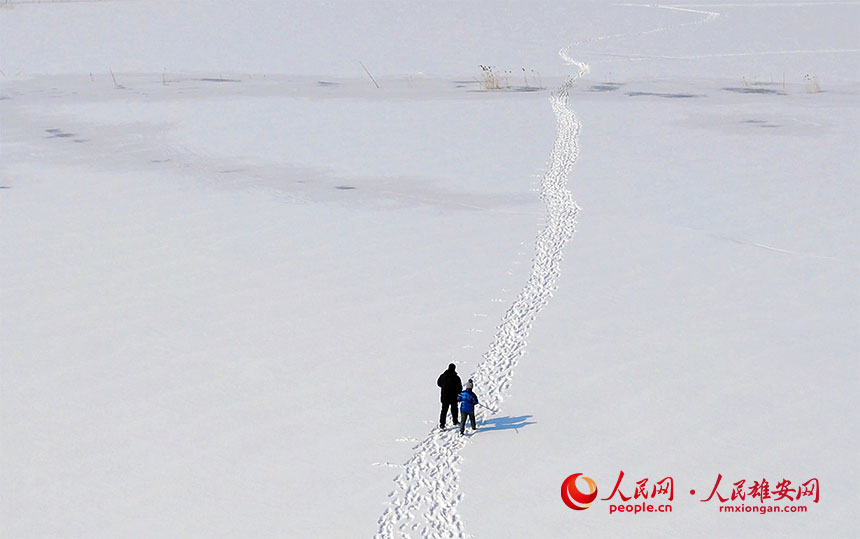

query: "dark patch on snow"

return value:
[467, 87, 543, 93]
[73, 139, 89, 143]
[627, 91, 702, 99]
[0, 186, 10, 190]
[198, 78, 241, 83]
[742, 119, 780, 128]
[317, 81, 339, 87]
[219, 169, 244, 174]
[46, 128, 77, 138]
[588, 83, 623, 92]
[723, 87, 785, 95]
[0, 96, 10, 100]
[335, 185, 356, 190]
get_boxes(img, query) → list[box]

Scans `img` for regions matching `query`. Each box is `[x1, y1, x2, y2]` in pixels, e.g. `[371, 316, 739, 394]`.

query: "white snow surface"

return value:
[2, 1, 858, 538]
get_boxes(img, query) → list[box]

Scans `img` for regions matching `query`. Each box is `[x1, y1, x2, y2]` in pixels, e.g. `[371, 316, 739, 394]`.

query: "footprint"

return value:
[375, 59, 585, 539]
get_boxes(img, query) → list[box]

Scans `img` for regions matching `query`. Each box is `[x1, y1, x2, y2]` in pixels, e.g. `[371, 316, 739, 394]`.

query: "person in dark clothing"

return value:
[437, 363, 462, 428]
[457, 379, 479, 435]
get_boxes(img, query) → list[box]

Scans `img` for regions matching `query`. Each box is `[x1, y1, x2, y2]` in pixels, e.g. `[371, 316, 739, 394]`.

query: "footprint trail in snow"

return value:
[374, 53, 589, 538]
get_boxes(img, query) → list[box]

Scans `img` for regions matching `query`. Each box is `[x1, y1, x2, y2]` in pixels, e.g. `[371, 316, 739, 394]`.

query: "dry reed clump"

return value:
[479, 65, 505, 90]
[479, 65, 543, 90]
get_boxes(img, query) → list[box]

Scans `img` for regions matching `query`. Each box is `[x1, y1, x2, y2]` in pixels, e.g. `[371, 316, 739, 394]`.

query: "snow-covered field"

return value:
[2, 1, 857, 538]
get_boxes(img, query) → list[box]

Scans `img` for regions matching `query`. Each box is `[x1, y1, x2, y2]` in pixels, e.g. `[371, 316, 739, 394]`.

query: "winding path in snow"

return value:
[374, 54, 589, 539]
[578, 3, 858, 62]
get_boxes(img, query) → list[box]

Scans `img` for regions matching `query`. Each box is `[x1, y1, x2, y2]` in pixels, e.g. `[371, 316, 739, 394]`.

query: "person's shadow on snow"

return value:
[477, 415, 535, 433]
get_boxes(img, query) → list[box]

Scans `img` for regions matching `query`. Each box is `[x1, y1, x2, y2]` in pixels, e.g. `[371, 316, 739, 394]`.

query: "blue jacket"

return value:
[457, 389, 479, 414]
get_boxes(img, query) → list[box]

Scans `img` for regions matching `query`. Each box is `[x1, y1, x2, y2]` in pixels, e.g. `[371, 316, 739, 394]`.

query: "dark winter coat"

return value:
[437, 366, 462, 404]
[457, 389, 479, 414]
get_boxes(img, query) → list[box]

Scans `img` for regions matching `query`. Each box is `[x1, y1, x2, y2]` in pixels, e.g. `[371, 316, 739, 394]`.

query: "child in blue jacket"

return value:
[457, 379, 479, 435]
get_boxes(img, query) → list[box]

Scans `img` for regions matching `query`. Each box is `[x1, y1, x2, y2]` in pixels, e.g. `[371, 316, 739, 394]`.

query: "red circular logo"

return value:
[561, 473, 598, 510]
